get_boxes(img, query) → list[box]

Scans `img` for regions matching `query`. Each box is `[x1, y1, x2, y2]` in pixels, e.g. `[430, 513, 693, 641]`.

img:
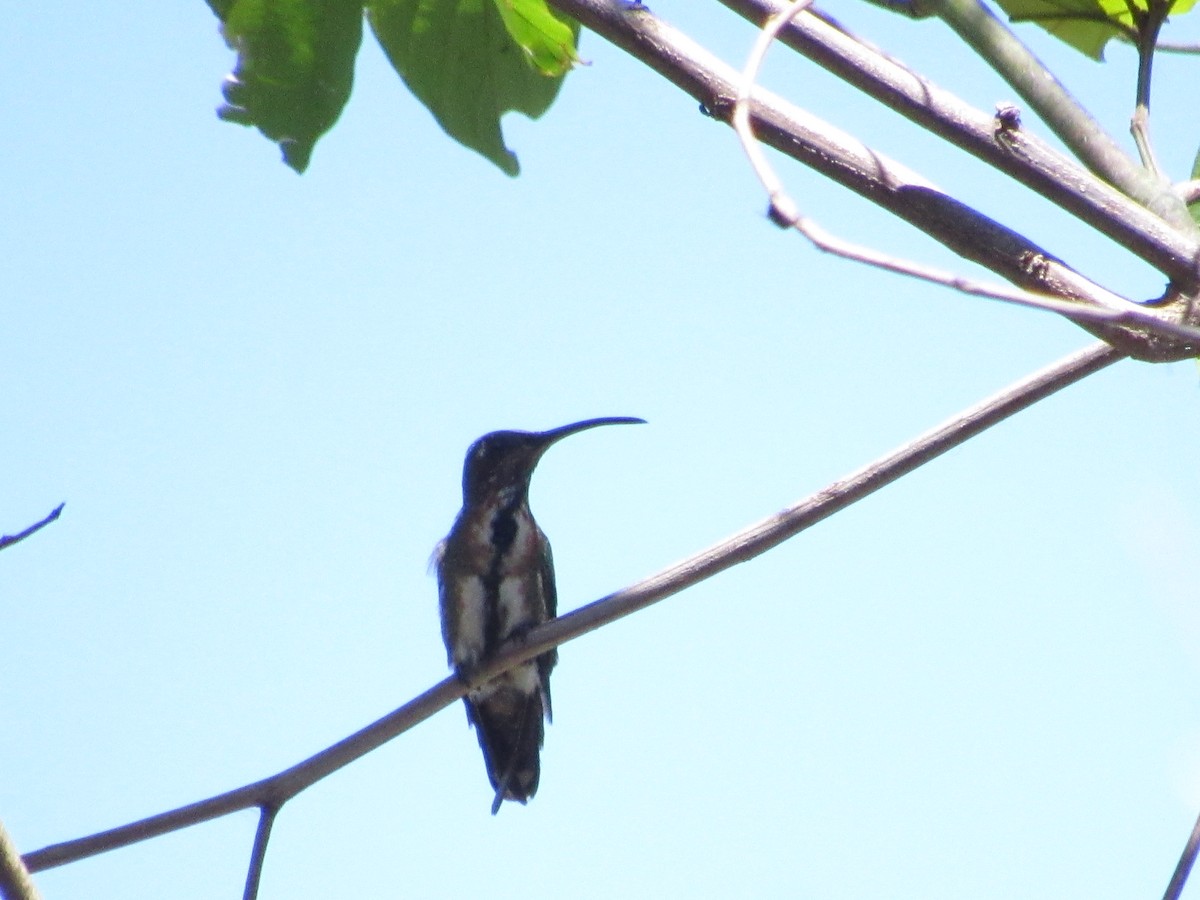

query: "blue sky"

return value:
[5, 2, 1200, 898]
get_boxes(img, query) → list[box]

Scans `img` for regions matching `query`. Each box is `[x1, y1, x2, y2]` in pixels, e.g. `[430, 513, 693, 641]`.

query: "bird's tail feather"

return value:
[465, 677, 545, 814]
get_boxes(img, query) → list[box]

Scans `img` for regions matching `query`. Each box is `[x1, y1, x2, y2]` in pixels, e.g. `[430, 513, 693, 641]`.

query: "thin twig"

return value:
[242, 805, 279, 900]
[0, 505, 64, 553]
[23, 340, 1121, 875]
[1129, 0, 1171, 176]
[1164, 807, 1200, 900]
[1131, 105, 1160, 176]
[0, 818, 40, 900]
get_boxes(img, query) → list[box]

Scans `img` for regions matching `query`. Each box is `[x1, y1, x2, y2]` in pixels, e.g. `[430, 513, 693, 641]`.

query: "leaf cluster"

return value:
[207, 0, 579, 173]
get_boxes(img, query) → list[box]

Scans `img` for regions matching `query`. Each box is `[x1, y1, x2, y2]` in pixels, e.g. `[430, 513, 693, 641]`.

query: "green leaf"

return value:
[213, 0, 364, 173]
[367, 0, 579, 175]
[493, 0, 579, 76]
[995, 0, 1198, 60]
[205, 0, 237, 19]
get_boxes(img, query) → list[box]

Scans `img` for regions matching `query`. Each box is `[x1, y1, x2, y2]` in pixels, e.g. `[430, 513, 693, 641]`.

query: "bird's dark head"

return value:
[460, 417, 645, 506]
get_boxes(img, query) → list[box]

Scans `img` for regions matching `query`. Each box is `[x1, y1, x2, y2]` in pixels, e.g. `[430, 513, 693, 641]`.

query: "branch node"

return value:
[993, 101, 1022, 140]
[767, 195, 800, 228]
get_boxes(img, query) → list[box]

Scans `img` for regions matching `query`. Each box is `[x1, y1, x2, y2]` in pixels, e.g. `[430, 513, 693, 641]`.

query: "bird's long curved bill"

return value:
[536, 416, 646, 448]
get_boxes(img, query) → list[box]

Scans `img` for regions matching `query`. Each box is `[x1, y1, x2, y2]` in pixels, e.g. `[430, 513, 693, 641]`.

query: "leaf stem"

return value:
[1129, 0, 1170, 175]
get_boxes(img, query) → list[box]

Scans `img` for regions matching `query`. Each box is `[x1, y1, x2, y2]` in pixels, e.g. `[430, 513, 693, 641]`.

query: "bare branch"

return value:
[510, 342, 1121, 657]
[0, 505, 64, 553]
[0, 818, 40, 900]
[22, 341, 1121, 875]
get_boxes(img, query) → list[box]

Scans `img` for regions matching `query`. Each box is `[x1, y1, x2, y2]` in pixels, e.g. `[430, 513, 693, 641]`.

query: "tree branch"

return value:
[1154, 40, 1200, 54]
[728, 0, 1200, 346]
[0, 818, 40, 900]
[0, 505, 64, 553]
[22, 340, 1121, 876]
[548, 0, 1199, 360]
[716, 0, 1200, 288]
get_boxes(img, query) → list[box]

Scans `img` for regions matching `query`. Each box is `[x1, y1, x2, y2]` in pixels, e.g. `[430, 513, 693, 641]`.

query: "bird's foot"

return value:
[453, 660, 488, 692]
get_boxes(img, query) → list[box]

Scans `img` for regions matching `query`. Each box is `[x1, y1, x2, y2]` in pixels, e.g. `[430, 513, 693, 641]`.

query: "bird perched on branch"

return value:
[435, 417, 644, 813]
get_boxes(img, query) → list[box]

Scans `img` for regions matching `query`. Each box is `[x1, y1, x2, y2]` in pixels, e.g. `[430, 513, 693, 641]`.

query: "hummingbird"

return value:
[435, 416, 645, 814]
